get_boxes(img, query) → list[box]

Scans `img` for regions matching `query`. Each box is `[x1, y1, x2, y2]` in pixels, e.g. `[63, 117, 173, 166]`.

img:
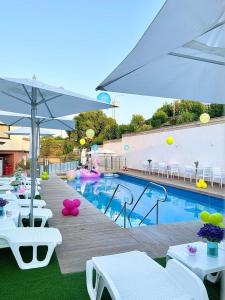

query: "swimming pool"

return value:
[69, 173, 225, 228]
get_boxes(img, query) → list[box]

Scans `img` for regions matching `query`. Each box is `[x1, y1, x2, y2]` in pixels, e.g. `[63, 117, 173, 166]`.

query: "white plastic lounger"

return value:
[17, 199, 46, 208]
[86, 251, 209, 300]
[0, 227, 62, 269]
[1, 194, 46, 208]
[19, 208, 53, 227]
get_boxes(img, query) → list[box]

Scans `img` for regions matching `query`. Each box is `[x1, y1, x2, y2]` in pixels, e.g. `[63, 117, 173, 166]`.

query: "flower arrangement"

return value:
[198, 210, 225, 257]
[0, 198, 8, 216]
[11, 180, 21, 186]
[197, 223, 224, 243]
[0, 198, 8, 207]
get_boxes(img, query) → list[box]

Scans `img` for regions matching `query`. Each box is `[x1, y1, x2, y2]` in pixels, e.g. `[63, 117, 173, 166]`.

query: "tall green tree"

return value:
[75, 110, 119, 147]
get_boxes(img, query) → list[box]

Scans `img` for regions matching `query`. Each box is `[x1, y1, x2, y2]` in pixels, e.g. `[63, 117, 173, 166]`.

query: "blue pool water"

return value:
[69, 173, 225, 227]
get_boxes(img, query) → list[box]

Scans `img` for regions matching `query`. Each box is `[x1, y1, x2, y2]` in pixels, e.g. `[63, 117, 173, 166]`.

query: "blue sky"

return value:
[0, 0, 170, 124]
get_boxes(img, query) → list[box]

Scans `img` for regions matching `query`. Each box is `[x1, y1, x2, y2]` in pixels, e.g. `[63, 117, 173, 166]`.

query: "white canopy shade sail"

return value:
[96, 0, 225, 104]
[0, 113, 75, 131]
[5, 127, 54, 136]
[0, 77, 113, 117]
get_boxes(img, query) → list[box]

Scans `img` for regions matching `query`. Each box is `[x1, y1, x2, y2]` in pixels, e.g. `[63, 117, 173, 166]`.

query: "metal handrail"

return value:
[128, 181, 167, 226]
[104, 184, 134, 228]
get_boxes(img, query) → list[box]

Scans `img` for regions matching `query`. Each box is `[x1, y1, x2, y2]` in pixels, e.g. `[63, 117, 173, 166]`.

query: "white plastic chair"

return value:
[184, 165, 195, 182]
[202, 167, 212, 182]
[86, 251, 209, 300]
[150, 162, 159, 174]
[0, 227, 62, 269]
[168, 164, 180, 179]
[141, 161, 149, 174]
[158, 162, 168, 177]
[211, 168, 224, 188]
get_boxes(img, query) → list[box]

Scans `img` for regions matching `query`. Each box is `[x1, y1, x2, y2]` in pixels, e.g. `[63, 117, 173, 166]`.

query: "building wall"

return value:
[103, 118, 225, 174]
[0, 126, 30, 174]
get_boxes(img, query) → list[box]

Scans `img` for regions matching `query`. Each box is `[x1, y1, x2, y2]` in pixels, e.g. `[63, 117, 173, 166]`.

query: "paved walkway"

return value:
[41, 176, 201, 274]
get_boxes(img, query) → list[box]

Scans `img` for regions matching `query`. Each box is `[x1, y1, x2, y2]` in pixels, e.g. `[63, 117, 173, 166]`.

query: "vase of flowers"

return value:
[197, 223, 224, 257]
[0, 198, 8, 217]
[11, 180, 21, 192]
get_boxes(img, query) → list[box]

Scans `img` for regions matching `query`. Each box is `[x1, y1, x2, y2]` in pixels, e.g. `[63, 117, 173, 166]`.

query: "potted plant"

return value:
[0, 198, 8, 216]
[198, 211, 224, 257]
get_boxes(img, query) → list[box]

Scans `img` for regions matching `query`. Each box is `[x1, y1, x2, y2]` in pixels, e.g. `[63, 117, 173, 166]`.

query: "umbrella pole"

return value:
[30, 87, 37, 227]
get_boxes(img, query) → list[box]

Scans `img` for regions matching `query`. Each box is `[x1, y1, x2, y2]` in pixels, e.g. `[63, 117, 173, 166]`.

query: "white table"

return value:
[167, 241, 225, 283]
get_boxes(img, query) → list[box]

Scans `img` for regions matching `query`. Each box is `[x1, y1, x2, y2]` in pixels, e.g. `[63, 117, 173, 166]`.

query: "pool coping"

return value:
[119, 170, 225, 201]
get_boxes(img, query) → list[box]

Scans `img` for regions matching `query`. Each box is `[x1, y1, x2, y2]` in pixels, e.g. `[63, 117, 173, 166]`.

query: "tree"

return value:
[129, 114, 151, 132]
[118, 124, 134, 136]
[151, 110, 169, 128]
[62, 140, 75, 161]
[75, 110, 119, 147]
[176, 111, 196, 124]
[207, 104, 225, 118]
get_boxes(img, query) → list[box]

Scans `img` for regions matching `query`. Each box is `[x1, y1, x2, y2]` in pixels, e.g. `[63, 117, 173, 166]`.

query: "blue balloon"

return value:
[97, 92, 111, 104]
[124, 144, 129, 151]
[91, 144, 98, 152]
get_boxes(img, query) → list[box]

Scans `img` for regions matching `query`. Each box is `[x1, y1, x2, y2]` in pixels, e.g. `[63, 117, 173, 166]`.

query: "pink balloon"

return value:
[71, 207, 79, 216]
[73, 199, 81, 207]
[63, 199, 70, 207]
[63, 199, 75, 209]
[62, 207, 70, 216]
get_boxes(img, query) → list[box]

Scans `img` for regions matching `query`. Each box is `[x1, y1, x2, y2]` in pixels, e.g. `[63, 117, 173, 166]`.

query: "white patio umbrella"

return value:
[0, 113, 75, 131]
[0, 112, 75, 162]
[5, 127, 54, 136]
[0, 78, 113, 225]
[96, 0, 225, 104]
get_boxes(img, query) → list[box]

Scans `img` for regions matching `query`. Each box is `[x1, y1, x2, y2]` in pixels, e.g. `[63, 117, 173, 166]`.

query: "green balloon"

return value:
[209, 213, 222, 226]
[199, 211, 210, 223]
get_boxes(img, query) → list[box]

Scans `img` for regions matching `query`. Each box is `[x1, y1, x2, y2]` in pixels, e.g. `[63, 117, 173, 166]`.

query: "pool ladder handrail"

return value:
[128, 181, 168, 226]
[104, 183, 134, 228]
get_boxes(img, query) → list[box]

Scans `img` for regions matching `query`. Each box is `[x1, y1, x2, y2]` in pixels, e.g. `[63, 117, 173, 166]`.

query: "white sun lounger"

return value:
[17, 199, 46, 208]
[86, 251, 209, 300]
[1, 193, 46, 208]
[0, 227, 62, 269]
[19, 208, 53, 227]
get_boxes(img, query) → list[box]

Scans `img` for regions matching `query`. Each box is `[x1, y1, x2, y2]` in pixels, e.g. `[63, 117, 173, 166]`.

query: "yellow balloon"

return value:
[209, 213, 222, 226]
[80, 138, 86, 145]
[202, 182, 207, 189]
[200, 211, 210, 223]
[213, 213, 223, 224]
[196, 182, 202, 188]
[86, 129, 95, 139]
[166, 136, 174, 145]
[200, 113, 210, 124]
[199, 178, 205, 185]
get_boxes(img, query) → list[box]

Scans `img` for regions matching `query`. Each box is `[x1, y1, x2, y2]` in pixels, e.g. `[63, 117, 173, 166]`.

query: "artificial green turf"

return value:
[0, 249, 221, 300]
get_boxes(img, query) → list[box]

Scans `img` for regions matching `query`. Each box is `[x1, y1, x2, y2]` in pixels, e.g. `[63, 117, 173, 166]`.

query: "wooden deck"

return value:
[41, 176, 201, 274]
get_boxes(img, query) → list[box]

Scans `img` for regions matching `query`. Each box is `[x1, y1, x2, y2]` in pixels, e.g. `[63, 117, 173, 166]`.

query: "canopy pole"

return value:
[30, 87, 37, 227]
